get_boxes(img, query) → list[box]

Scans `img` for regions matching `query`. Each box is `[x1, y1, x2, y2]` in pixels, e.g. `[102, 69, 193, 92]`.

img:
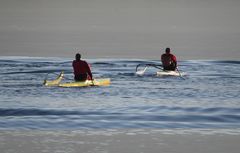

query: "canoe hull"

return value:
[156, 71, 182, 77]
[44, 72, 110, 87]
[59, 78, 110, 87]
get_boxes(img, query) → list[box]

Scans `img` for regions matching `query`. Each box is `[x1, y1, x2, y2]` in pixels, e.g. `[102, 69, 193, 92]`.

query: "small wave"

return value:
[207, 60, 240, 65]
[0, 108, 121, 117]
[2, 106, 239, 117]
[0, 106, 237, 116]
[0, 69, 74, 75]
[131, 106, 240, 114]
[1, 107, 240, 129]
[117, 72, 136, 77]
[92, 62, 116, 66]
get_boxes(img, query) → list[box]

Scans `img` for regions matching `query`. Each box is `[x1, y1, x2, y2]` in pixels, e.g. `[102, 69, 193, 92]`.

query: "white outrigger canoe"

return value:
[44, 72, 110, 87]
[136, 63, 185, 78]
[156, 70, 184, 77]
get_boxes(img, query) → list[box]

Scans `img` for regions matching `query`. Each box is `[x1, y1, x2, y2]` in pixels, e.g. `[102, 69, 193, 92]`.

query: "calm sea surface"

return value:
[0, 56, 240, 129]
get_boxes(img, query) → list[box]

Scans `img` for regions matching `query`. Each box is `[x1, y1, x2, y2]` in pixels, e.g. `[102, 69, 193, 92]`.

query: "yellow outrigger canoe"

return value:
[43, 72, 110, 87]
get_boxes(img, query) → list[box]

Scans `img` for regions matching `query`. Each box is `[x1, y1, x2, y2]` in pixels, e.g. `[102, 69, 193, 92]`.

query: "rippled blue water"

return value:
[0, 56, 239, 129]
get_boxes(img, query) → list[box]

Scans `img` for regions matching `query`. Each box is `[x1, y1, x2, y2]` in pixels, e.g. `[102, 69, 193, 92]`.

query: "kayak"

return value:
[156, 70, 185, 77]
[43, 72, 110, 87]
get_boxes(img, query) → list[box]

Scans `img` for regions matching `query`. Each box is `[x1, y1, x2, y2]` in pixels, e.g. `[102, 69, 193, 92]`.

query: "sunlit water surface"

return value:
[0, 56, 239, 129]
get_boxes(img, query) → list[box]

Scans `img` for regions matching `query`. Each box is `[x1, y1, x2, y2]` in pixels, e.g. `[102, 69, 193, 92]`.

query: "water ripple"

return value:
[0, 57, 240, 129]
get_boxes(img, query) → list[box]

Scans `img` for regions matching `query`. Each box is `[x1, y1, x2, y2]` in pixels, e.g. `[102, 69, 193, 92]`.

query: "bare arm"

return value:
[86, 62, 93, 80]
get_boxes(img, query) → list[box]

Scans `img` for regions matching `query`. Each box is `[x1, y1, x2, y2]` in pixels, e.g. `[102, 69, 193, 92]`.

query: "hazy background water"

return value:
[1, 0, 240, 59]
[0, 56, 239, 129]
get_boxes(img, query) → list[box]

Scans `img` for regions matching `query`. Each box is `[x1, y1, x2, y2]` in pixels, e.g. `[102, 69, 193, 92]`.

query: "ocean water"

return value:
[0, 56, 240, 130]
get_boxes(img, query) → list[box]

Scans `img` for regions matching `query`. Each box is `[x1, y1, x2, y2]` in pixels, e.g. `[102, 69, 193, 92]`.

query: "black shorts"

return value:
[74, 74, 88, 81]
[163, 64, 176, 71]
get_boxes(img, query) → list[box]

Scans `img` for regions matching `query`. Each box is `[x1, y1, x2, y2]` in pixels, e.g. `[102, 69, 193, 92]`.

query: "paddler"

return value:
[161, 47, 177, 71]
[72, 53, 93, 81]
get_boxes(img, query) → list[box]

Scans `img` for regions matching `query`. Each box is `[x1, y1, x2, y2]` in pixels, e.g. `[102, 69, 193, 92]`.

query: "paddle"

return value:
[91, 79, 95, 86]
[176, 67, 185, 80]
[148, 64, 163, 70]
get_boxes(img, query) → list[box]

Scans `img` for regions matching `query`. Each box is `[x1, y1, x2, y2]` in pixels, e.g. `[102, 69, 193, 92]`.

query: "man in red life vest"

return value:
[72, 53, 93, 81]
[161, 48, 177, 71]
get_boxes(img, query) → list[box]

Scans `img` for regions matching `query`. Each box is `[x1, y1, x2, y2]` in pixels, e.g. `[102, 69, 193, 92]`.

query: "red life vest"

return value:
[72, 60, 92, 80]
[161, 53, 177, 67]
